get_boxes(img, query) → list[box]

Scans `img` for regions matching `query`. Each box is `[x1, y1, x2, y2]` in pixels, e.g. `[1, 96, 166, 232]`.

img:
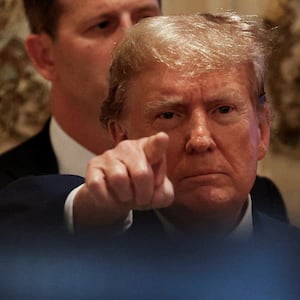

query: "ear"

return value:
[108, 120, 128, 145]
[257, 110, 271, 161]
[25, 33, 57, 81]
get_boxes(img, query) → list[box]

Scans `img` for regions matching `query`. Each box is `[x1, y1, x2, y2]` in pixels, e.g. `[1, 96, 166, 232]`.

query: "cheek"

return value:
[93, 48, 112, 69]
[246, 119, 261, 155]
[233, 114, 260, 147]
[125, 118, 152, 139]
[76, 46, 111, 85]
[165, 136, 186, 181]
[224, 122, 260, 174]
[123, 103, 158, 139]
[71, 39, 113, 71]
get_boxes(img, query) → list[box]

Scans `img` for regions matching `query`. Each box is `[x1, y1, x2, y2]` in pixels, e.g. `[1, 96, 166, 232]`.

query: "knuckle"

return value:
[132, 168, 153, 186]
[109, 169, 128, 186]
[86, 177, 102, 195]
[117, 139, 137, 152]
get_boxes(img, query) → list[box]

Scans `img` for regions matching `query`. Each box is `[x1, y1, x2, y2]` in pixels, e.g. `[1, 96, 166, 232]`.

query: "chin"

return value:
[161, 200, 243, 237]
[177, 185, 239, 205]
[166, 188, 247, 226]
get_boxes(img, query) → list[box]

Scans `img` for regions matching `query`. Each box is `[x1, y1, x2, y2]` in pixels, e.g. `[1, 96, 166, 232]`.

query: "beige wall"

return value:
[162, 0, 269, 15]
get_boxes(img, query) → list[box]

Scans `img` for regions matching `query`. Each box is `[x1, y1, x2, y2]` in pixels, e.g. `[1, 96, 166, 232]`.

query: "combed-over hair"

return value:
[100, 12, 271, 128]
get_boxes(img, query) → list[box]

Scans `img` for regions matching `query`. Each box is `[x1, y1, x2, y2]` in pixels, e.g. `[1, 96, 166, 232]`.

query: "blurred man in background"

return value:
[0, 0, 161, 187]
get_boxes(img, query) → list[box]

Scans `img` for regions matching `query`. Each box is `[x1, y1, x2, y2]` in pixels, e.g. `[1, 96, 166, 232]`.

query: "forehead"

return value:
[58, 0, 159, 14]
[55, 0, 160, 31]
[127, 64, 251, 104]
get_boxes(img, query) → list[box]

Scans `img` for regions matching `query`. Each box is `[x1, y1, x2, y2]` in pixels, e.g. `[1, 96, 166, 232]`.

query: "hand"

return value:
[73, 132, 174, 230]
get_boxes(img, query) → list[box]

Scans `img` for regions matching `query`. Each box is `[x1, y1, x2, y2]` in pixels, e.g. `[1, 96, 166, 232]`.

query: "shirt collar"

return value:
[155, 195, 253, 240]
[229, 195, 253, 240]
[50, 117, 95, 176]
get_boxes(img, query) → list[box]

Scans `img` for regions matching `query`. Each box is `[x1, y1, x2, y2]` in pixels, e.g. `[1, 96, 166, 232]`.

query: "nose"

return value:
[114, 14, 134, 43]
[185, 113, 216, 154]
[120, 13, 134, 29]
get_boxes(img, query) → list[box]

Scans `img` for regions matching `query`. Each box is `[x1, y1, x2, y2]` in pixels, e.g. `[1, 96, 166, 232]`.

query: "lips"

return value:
[183, 170, 226, 178]
[180, 171, 228, 186]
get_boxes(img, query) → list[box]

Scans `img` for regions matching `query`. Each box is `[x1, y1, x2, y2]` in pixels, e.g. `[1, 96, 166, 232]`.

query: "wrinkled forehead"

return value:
[125, 63, 252, 103]
[125, 56, 255, 89]
[57, 0, 161, 25]
[56, 0, 85, 13]
[58, 0, 161, 11]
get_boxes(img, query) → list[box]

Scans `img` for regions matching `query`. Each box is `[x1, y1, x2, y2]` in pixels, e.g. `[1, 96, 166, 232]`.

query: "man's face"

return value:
[117, 64, 270, 233]
[49, 0, 160, 115]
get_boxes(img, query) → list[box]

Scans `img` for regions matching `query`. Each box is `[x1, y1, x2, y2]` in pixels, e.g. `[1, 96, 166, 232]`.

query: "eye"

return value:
[158, 112, 175, 119]
[152, 110, 182, 131]
[217, 106, 232, 114]
[94, 17, 118, 34]
[97, 20, 110, 29]
[211, 103, 241, 125]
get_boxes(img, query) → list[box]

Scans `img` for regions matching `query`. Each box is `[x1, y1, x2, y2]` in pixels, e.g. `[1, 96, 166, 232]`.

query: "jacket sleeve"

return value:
[0, 174, 84, 236]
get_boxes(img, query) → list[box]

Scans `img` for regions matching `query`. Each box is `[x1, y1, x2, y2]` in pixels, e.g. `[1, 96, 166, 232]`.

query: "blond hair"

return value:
[101, 12, 271, 127]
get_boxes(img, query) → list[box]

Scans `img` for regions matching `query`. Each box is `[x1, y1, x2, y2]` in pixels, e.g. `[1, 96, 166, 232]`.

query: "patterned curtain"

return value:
[0, 0, 50, 153]
[163, 0, 266, 15]
[263, 0, 300, 158]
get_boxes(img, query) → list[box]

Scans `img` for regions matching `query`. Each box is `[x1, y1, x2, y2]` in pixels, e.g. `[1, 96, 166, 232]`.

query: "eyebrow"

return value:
[98, 3, 160, 17]
[134, 4, 161, 12]
[144, 97, 185, 114]
[143, 87, 247, 114]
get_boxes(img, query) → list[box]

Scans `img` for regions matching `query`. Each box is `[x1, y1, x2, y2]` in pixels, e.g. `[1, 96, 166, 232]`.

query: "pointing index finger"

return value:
[143, 132, 169, 166]
[143, 132, 169, 188]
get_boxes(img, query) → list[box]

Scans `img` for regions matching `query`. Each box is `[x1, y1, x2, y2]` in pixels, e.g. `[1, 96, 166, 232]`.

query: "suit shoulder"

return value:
[0, 123, 58, 188]
[253, 209, 300, 244]
[251, 175, 288, 223]
[0, 128, 50, 162]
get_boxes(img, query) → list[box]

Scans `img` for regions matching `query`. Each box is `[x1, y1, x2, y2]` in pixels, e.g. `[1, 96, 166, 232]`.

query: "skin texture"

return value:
[25, 0, 161, 154]
[74, 64, 270, 235]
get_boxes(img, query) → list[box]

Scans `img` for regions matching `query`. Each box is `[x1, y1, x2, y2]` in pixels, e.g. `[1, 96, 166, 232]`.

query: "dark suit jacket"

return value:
[0, 174, 295, 240]
[0, 176, 299, 300]
[0, 121, 58, 189]
[0, 120, 289, 223]
[1, 174, 300, 300]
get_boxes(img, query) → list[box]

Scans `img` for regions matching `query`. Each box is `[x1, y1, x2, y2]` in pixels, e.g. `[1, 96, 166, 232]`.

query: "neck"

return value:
[159, 200, 248, 238]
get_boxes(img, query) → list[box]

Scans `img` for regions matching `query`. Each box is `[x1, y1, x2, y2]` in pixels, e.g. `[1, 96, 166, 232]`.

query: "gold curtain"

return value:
[0, 0, 50, 153]
[162, 0, 268, 15]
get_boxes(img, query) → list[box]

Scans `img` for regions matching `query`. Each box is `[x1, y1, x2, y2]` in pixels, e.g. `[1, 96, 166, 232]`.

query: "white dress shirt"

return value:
[49, 117, 95, 230]
[50, 117, 95, 176]
[66, 186, 253, 238]
[154, 195, 253, 240]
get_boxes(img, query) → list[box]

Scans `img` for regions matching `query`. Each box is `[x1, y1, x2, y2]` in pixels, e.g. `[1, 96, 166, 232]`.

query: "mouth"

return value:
[184, 170, 225, 177]
[182, 171, 227, 185]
